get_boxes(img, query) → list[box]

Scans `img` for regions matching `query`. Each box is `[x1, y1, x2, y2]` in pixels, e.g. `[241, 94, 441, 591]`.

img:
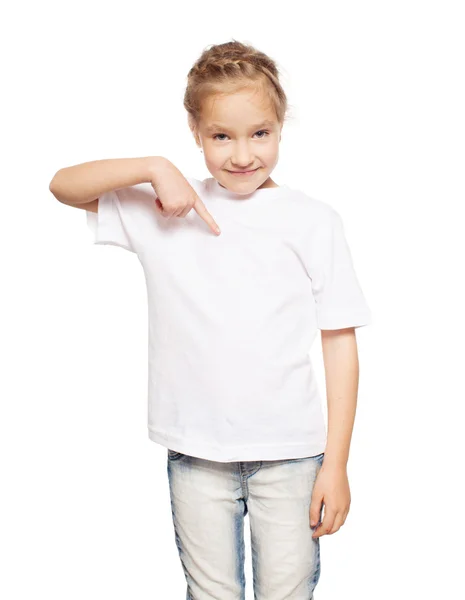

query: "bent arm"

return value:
[48, 156, 169, 206]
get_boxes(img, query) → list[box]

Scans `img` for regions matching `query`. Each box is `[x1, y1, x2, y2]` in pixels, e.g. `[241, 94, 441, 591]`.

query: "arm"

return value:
[321, 326, 359, 468]
[310, 326, 359, 538]
[48, 156, 170, 206]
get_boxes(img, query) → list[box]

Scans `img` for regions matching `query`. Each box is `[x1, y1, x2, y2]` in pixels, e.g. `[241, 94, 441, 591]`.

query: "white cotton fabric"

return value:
[86, 176, 372, 462]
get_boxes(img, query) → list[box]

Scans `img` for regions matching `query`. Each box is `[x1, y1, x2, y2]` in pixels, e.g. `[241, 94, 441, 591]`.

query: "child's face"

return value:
[194, 87, 283, 192]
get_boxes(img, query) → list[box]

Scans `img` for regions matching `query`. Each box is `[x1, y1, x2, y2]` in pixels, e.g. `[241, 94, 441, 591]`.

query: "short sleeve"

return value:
[307, 208, 372, 330]
[86, 190, 136, 253]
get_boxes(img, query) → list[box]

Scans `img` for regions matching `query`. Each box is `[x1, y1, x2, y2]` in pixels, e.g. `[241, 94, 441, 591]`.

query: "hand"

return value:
[309, 462, 351, 539]
[150, 158, 221, 235]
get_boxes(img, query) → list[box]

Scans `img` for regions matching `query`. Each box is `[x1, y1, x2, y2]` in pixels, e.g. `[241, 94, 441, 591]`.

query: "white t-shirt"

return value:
[86, 176, 372, 462]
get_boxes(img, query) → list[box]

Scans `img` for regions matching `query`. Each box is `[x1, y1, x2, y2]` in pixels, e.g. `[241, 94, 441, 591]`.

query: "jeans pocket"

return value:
[275, 453, 324, 466]
[167, 448, 186, 461]
[312, 452, 325, 465]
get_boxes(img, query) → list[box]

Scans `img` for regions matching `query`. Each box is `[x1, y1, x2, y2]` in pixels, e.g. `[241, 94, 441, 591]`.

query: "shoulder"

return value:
[285, 186, 340, 231]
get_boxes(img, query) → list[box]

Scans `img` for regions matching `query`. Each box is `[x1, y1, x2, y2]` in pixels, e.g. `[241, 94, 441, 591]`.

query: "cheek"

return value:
[204, 149, 227, 168]
[264, 145, 280, 163]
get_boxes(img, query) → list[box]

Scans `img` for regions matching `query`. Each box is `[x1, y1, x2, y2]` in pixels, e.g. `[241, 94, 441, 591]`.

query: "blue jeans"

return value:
[167, 449, 325, 600]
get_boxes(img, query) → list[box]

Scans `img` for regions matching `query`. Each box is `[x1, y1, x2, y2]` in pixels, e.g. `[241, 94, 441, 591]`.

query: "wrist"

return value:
[147, 155, 172, 185]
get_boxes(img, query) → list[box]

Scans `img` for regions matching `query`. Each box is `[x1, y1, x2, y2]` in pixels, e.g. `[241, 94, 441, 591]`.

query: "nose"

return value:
[231, 140, 255, 169]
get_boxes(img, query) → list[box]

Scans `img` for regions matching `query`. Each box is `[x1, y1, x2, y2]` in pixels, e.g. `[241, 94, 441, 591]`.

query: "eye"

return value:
[212, 130, 270, 141]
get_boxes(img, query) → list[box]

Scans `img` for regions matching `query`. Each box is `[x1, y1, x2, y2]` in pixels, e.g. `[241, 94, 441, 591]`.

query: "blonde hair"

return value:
[184, 39, 291, 133]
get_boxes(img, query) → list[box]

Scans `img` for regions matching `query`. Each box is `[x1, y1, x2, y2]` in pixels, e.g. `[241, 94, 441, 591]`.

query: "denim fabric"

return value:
[167, 450, 325, 600]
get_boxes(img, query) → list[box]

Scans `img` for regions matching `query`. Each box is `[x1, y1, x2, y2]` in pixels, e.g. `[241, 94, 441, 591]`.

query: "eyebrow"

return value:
[204, 120, 276, 133]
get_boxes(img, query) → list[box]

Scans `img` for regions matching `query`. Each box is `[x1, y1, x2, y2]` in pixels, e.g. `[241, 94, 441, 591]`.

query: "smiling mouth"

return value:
[228, 168, 259, 174]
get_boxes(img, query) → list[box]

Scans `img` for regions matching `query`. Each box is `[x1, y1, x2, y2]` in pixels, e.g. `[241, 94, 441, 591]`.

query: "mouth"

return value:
[227, 168, 260, 176]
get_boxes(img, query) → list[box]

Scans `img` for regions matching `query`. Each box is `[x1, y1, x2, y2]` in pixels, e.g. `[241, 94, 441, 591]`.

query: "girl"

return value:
[50, 40, 371, 600]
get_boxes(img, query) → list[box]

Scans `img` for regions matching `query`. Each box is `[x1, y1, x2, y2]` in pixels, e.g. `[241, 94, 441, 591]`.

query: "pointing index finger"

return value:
[193, 196, 221, 235]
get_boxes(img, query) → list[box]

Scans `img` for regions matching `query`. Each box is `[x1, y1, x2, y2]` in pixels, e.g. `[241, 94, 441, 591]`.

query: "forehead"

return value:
[200, 89, 277, 132]
[203, 118, 277, 134]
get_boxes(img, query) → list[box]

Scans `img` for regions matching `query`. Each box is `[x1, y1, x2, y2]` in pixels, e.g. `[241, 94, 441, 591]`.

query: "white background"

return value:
[2, 1, 464, 598]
